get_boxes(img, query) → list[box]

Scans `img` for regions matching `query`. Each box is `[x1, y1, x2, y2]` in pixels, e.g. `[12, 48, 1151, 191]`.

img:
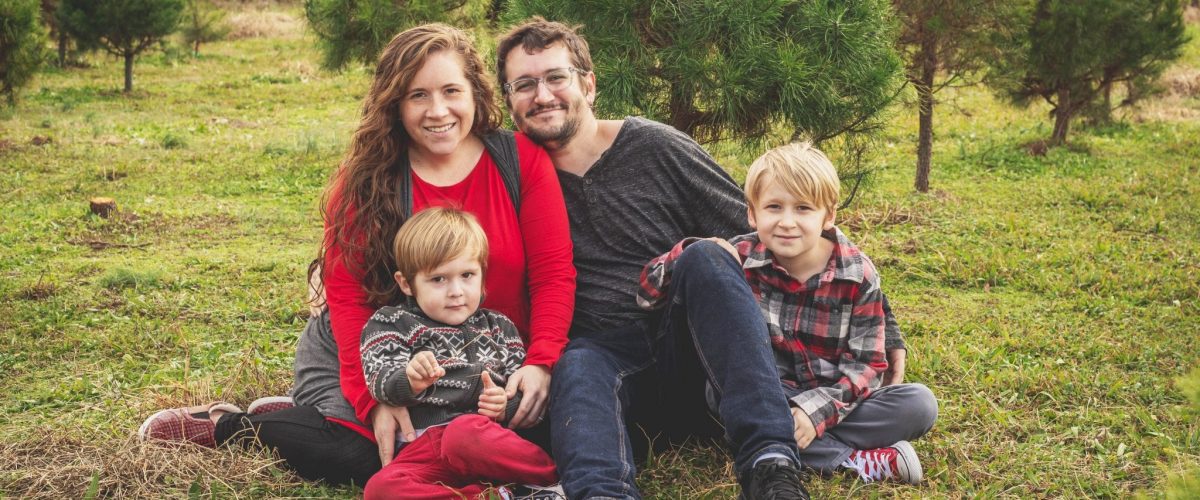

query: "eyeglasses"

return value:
[503, 67, 587, 97]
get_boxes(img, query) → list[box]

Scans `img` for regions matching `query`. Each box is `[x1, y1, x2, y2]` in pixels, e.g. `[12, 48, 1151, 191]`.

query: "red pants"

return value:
[363, 414, 557, 500]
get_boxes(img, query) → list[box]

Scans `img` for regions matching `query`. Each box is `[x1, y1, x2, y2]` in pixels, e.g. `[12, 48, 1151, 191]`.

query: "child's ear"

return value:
[823, 208, 837, 230]
[395, 271, 413, 297]
[747, 205, 758, 230]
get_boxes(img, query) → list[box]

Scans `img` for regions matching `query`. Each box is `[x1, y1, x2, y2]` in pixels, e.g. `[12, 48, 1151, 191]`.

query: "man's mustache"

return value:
[526, 103, 568, 118]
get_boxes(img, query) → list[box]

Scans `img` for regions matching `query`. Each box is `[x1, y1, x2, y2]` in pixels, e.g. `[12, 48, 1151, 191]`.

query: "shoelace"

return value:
[843, 449, 894, 482]
[754, 461, 808, 498]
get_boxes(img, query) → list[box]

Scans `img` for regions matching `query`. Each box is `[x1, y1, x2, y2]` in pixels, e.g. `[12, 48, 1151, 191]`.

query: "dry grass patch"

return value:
[839, 203, 922, 233]
[0, 430, 297, 499]
[1164, 69, 1200, 98]
[227, 9, 304, 40]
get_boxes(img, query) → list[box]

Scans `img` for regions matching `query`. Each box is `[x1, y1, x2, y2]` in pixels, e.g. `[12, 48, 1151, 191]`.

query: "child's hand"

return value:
[477, 371, 507, 421]
[791, 407, 816, 449]
[405, 351, 445, 394]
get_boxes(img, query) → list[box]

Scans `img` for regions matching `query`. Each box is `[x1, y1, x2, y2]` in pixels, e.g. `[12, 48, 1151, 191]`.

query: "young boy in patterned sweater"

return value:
[359, 207, 557, 499]
[638, 143, 938, 484]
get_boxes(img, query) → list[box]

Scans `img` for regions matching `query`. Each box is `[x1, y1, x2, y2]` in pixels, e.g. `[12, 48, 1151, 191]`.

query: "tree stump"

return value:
[89, 197, 117, 218]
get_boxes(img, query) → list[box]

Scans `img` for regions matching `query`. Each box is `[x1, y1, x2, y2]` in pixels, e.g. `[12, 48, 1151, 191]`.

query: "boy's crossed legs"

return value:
[795, 383, 938, 482]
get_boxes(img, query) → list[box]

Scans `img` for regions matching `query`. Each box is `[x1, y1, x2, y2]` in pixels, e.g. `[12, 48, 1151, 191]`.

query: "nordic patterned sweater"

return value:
[360, 304, 525, 430]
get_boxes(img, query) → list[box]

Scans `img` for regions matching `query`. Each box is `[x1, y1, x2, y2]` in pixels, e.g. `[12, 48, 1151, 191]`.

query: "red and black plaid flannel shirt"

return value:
[637, 227, 888, 436]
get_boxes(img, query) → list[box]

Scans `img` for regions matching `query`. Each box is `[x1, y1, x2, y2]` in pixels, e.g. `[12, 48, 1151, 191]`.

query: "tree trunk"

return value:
[194, 39, 201, 57]
[1051, 87, 1071, 146]
[914, 34, 938, 193]
[57, 32, 67, 67]
[667, 85, 701, 138]
[124, 52, 134, 92]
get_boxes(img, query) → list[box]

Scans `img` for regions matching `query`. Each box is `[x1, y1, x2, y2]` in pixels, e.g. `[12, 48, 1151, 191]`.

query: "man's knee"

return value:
[675, 240, 736, 276]
[555, 343, 609, 379]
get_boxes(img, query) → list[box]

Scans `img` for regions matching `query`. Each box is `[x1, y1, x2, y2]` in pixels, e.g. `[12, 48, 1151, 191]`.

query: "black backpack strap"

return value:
[481, 130, 522, 216]
[397, 150, 414, 219]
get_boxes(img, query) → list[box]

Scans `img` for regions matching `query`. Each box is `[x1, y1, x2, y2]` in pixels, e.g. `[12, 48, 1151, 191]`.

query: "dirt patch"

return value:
[64, 213, 240, 252]
[17, 282, 56, 301]
[1023, 139, 1050, 157]
[1186, 6, 1199, 24]
[227, 9, 303, 40]
[29, 136, 52, 146]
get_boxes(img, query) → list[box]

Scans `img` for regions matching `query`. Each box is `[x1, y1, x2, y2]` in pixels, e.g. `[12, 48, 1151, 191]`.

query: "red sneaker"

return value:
[138, 402, 242, 448]
[247, 396, 294, 416]
[841, 440, 923, 484]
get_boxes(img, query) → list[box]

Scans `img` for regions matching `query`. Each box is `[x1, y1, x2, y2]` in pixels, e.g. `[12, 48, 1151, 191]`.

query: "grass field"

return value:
[1, 5, 1198, 498]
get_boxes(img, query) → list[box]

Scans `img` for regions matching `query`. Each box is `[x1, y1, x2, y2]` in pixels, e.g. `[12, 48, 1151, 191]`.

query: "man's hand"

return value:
[504, 364, 550, 429]
[883, 348, 906, 386]
[791, 407, 816, 449]
[370, 403, 415, 467]
[477, 371, 507, 421]
[406, 351, 445, 394]
[704, 237, 740, 263]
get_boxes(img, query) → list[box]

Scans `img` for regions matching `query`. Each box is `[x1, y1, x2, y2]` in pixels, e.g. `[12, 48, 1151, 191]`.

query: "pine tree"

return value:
[180, 0, 227, 57]
[305, 0, 486, 70]
[58, 0, 184, 92]
[894, 0, 1016, 192]
[502, 0, 904, 150]
[987, 0, 1188, 146]
[0, 0, 46, 106]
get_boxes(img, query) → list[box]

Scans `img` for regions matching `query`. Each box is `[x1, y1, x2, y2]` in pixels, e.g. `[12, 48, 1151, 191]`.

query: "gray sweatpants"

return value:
[797, 383, 938, 473]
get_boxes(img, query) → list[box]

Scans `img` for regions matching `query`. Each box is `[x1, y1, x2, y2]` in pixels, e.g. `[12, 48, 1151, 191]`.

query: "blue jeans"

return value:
[549, 242, 799, 499]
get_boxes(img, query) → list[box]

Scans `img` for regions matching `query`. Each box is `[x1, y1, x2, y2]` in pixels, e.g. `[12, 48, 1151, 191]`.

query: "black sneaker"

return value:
[741, 458, 811, 500]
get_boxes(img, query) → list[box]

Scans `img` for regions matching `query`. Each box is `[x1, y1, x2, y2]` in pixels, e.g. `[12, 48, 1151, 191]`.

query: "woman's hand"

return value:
[370, 403, 416, 467]
[504, 364, 551, 429]
[477, 371, 508, 421]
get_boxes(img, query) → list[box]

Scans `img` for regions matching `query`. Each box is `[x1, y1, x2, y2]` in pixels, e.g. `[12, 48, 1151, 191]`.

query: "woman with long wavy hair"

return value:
[139, 24, 575, 487]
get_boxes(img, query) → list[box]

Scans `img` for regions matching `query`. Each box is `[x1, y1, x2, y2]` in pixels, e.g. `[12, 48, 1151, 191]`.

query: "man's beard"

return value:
[519, 102, 580, 149]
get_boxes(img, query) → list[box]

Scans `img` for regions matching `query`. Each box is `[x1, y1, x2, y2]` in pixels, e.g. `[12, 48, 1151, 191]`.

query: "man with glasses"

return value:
[495, 18, 811, 500]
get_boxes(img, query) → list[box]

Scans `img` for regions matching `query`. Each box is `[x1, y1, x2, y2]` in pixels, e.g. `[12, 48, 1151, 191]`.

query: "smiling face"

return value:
[400, 51, 476, 162]
[396, 251, 483, 326]
[503, 43, 594, 148]
[747, 182, 836, 279]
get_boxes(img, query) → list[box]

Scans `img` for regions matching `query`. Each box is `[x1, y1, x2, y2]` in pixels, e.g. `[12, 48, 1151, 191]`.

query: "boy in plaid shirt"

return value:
[639, 143, 938, 484]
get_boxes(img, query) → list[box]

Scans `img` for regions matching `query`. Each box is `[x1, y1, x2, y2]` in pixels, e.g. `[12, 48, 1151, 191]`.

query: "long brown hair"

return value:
[313, 24, 502, 309]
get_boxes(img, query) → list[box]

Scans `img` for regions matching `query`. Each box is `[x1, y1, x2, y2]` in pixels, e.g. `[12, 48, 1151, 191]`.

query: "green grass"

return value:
[2, 8, 1199, 499]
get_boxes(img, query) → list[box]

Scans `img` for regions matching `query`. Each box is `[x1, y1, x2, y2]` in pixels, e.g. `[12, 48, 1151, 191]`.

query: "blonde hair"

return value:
[392, 207, 489, 284]
[744, 142, 840, 214]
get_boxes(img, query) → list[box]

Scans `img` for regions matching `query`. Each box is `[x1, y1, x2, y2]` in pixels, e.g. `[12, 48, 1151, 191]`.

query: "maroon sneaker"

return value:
[138, 402, 242, 448]
[247, 396, 294, 416]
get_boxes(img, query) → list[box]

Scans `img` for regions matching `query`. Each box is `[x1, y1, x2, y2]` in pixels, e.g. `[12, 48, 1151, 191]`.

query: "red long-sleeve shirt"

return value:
[324, 133, 575, 428]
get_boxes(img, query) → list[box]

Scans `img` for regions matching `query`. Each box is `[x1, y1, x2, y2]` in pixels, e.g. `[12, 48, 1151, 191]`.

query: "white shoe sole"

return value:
[137, 409, 176, 441]
[891, 440, 923, 484]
